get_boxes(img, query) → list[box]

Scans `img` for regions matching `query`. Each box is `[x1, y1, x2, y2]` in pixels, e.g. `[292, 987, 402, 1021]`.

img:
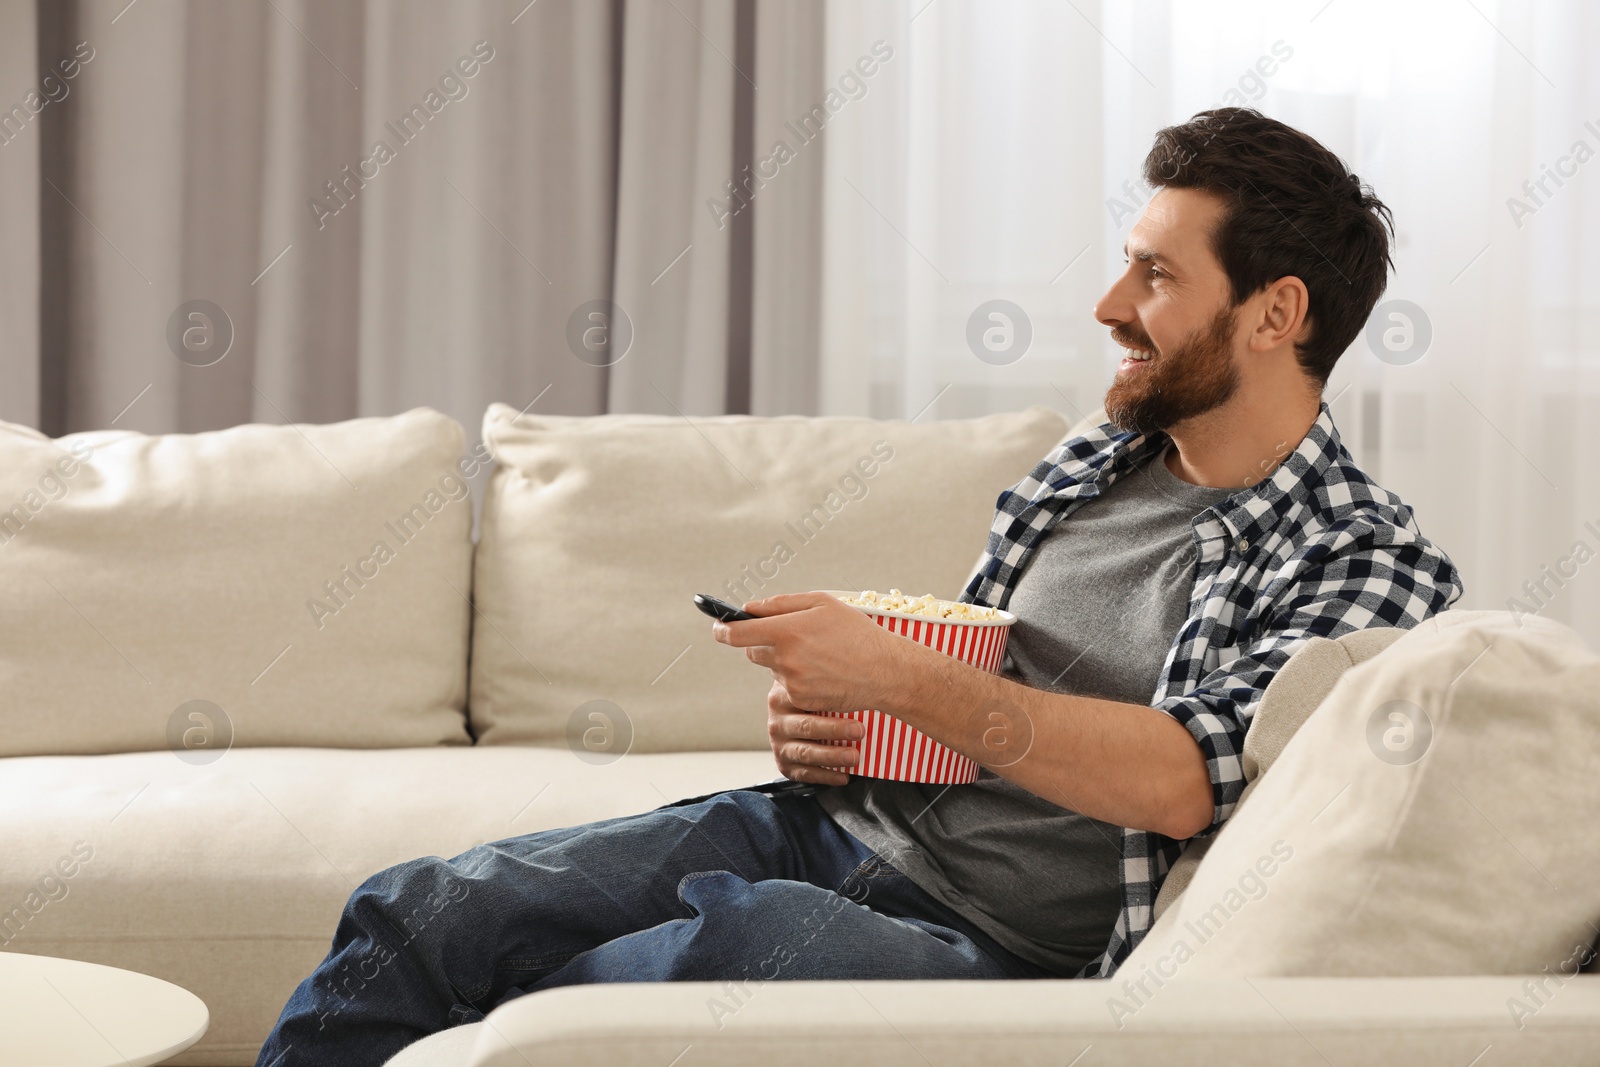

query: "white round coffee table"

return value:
[0, 952, 208, 1066]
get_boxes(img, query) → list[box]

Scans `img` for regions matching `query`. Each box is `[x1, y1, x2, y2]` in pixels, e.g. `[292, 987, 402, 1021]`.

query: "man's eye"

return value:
[1124, 257, 1164, 279]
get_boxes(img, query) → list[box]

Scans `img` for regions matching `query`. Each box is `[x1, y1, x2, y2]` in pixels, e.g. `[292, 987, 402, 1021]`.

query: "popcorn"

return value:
[836, 588, 1001, 621]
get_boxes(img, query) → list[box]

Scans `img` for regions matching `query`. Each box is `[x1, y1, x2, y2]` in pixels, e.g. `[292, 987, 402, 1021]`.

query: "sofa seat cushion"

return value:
[0, 746, 778, 1066]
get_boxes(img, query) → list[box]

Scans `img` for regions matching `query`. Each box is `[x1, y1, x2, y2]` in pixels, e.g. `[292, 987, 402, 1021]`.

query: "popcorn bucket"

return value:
[820, 591, 1016, 785]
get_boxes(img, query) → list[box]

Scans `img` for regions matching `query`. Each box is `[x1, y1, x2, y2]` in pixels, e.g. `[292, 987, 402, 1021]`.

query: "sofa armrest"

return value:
[467, 976, 1600, 1066]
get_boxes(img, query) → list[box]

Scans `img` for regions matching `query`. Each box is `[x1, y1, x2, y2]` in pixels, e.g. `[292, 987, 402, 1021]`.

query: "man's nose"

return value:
[1093, 273, 1137, 329]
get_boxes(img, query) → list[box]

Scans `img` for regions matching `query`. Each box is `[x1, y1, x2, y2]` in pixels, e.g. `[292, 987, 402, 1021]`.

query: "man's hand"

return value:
[710, 590, 904, 714]
[764, 681, 864, 786]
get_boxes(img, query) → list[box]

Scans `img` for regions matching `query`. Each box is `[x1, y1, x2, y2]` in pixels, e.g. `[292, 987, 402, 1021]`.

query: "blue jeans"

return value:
[256, 781, 1054, 1067]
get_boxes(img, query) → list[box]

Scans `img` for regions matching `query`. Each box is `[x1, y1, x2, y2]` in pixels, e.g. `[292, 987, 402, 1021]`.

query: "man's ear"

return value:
[1251, 276, 1310, 352]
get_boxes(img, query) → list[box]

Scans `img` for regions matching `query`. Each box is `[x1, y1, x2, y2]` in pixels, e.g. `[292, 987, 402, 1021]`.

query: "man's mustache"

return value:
[1110, 327, 1155, 352]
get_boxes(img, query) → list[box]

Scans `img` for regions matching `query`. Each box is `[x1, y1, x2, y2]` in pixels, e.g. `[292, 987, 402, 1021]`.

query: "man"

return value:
[257, 107, 1461, 1066]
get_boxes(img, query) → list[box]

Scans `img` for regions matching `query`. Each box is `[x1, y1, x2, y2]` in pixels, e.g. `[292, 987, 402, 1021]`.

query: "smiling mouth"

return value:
[1118, 346, 1155, 369]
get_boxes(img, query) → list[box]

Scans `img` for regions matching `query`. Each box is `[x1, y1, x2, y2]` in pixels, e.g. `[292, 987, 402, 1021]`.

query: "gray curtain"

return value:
[0, 0, 824, 438]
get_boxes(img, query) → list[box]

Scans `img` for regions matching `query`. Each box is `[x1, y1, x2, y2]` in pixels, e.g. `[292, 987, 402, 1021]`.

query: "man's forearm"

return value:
[876, 636, 1214, 839]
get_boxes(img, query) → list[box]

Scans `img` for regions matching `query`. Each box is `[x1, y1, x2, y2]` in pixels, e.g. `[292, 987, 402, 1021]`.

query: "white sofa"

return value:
[1, 404, 1596, 1067]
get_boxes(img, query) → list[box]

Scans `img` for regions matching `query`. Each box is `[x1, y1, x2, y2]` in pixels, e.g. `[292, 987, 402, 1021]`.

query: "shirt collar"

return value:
[1209, 401, 1342, 548]
[1045, 402, 1343, 545]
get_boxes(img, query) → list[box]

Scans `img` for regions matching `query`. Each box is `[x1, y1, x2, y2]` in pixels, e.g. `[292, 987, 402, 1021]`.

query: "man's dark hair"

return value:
[1142, 107, 1394, 384]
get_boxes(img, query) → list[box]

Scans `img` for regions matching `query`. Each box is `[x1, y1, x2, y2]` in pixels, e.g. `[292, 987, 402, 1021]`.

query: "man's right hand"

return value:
[767, 681, 863, 787]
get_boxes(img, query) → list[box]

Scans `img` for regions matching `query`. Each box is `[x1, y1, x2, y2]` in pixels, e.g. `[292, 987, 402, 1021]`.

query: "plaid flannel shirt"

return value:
[957, 403, 1463, 978]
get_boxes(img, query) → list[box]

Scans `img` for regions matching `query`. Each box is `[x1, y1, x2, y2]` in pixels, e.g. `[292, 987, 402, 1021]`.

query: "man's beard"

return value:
[1103, 306, 1241, 435]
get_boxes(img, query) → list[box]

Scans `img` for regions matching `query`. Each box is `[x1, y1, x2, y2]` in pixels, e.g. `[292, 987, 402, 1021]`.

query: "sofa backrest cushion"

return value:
[469, 403, 1072, 752]
[0, 409, 474, 756]
[1124, 609, 1600, 980]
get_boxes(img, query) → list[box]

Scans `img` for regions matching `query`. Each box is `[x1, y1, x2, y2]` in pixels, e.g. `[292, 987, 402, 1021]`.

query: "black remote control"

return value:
[692, 593, 758, 622]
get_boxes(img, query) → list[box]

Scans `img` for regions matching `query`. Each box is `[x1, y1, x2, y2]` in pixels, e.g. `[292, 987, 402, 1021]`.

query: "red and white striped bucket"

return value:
[820, 592, 1015, 784]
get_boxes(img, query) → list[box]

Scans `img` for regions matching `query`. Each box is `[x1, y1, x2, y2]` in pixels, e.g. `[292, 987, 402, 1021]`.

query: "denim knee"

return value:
[344, 856, 474, 953]
[676, 871, 850, 949]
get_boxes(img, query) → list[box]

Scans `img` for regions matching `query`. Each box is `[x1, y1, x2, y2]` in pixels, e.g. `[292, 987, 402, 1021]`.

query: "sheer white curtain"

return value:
[821, 0, 1600, 646]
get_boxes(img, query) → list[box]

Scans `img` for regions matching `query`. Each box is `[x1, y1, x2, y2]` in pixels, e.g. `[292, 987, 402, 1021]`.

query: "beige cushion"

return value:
[0, 409, 474, 755]
[1127, 609, 1600, 978]
[0, 745, 778, 1066]
[469, 404, 1071, 751]
[1153, 626, 1407, 917]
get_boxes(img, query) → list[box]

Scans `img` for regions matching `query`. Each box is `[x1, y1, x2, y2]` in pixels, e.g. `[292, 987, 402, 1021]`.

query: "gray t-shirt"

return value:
[818, 446, 1234, 975]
